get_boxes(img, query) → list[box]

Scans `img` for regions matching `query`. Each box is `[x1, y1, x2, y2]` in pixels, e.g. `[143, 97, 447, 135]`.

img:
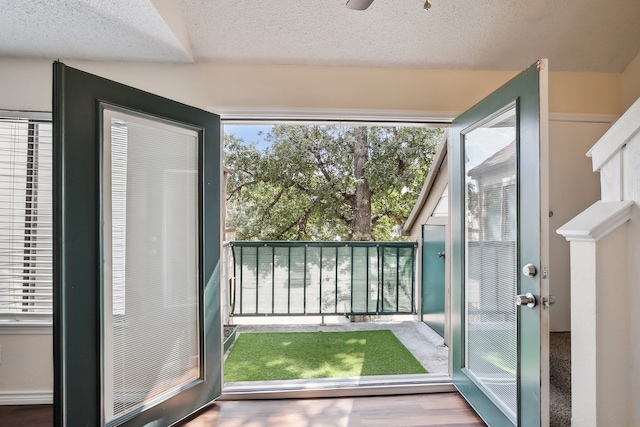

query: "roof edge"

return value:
[402, 132, 448, 234]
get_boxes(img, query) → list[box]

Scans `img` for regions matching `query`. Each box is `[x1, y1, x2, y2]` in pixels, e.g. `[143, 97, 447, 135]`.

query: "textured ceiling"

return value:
[0, 0, 192, 62]
[1, 0, 640, 72]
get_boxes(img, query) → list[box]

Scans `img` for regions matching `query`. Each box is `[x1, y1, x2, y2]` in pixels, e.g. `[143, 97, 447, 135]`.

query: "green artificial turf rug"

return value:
[224, 329, 427, 382]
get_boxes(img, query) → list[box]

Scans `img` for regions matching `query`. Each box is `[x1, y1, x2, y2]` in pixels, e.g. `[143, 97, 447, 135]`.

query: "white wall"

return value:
[622, 51, 640, 111]
[548, 120, 612, 331]
[0, 58, 624, 115]
[0, 56, 626, 403]
[0, 332, 52, 404]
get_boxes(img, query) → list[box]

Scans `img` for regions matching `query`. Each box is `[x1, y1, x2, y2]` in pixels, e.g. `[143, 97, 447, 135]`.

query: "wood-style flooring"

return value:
[180, 393, 485, 426]
[0, 393, 485, 427]
[0, 404, 52, 427]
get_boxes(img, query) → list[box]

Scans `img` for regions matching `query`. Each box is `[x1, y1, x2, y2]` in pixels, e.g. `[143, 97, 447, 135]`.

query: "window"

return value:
[0, 113, 52, 322]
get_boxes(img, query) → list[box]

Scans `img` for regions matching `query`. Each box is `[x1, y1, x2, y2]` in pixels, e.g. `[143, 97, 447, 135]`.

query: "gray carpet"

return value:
[550, 332, 571, 426]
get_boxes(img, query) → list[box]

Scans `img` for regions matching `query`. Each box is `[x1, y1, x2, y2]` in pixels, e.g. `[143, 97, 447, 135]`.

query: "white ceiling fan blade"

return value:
[346, 0, 375, 10]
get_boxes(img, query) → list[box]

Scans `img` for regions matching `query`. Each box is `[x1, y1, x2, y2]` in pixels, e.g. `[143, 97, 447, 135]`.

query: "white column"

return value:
[558, 200, 633, 426]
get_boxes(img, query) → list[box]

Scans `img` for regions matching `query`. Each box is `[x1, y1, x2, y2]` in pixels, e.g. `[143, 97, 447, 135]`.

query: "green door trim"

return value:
[53, 62, 222, 426]
[450, 60, 544, 427]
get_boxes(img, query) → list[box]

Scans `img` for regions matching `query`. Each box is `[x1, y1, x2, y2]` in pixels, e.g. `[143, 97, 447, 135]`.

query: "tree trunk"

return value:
[352, 127, 372, 240]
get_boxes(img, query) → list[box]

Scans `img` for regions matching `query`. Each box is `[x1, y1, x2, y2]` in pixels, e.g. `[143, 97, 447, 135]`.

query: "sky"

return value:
[223, 124, 273, 150]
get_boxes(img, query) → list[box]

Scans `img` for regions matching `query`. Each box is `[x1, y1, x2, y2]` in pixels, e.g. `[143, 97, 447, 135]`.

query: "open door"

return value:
[450, 60, 549, 426]
[53, 63, 222, 426]
[422, 224, 446, 337]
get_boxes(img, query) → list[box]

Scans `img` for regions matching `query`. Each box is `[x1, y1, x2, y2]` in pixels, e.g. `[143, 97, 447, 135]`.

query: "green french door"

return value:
[450, 60, 549, 426]
[422, 224, 446, 337]
[53, 63, 222, 426]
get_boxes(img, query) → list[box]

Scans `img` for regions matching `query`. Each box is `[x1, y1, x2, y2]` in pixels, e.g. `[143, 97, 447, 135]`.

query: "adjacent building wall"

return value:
[406, 158, 449, 242]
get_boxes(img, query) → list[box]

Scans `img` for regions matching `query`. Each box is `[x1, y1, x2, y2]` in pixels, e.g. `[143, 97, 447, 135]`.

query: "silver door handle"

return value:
[515, 293, 536, 308]
[522, 263, 537, 277]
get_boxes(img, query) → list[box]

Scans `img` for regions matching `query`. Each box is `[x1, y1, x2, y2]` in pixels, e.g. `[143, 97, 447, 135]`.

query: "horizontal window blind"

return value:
[103, 109, 200, 423]
[0, 117, 53, 320]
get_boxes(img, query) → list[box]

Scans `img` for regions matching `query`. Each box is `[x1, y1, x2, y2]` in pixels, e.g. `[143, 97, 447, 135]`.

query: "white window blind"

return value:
[102, 109, 200, 423]
[0, 116, 53, 321]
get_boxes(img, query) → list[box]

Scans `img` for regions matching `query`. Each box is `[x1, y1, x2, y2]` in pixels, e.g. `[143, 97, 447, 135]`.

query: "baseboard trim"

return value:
[0, 390, 53, 405]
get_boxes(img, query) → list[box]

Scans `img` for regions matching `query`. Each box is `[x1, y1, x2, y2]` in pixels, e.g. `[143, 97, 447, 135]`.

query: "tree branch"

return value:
[308, 146, 333, 183]
[226, 179, 264, 200]
[276, 205, 313, 239]
[255, 186, 290, 233]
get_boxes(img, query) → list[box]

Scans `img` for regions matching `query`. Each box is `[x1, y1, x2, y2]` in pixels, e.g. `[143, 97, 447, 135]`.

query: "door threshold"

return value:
[219, 373, 454, 400]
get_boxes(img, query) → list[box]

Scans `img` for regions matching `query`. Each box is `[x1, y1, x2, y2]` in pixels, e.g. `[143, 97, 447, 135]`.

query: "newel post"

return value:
[557, 200, 633, 427]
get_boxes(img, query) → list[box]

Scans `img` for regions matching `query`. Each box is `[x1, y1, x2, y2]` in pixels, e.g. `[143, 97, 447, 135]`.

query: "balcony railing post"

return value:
[396, 246, 400, 312]
[319, 246, 323, 314]
[271, 246, 275, 314]
[287, 246, 291, 314]
[303, 244, 307, 314]
[334, 246, 338, 314]
[380, 246, 385, 313]
[231, 244, 237, 315]
[366, 246, 370, 314]
[350, 244, 354, 314]
[411, 245, 416, 313]
[376, 244, 381, 314]
[239, 246, 243, 314]
[255, 245, 259, 315]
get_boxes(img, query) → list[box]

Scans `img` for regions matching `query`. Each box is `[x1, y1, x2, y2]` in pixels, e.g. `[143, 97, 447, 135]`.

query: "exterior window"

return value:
[0, 115, 52, 322]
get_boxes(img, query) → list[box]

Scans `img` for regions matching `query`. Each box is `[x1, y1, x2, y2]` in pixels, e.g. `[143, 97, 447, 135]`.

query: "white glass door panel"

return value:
[102, 109, 201, 424]
[464, 105, 518, 423]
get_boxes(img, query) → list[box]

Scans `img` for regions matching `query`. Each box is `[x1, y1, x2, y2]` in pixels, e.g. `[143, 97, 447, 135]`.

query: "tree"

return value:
[225, 124, 443, 241]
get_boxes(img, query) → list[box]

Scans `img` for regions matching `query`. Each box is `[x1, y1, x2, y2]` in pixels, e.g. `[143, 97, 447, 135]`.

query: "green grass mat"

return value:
[224, 329, 427, 382]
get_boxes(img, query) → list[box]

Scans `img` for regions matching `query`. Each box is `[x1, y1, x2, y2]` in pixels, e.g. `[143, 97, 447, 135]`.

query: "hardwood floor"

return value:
[0, 404, 52, 427]
[179, 393, 485, 427]
[0, 393, 485, 427]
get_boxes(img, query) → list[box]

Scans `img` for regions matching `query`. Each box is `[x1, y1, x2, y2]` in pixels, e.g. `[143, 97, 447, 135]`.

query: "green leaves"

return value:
[224, 124, 443, 241]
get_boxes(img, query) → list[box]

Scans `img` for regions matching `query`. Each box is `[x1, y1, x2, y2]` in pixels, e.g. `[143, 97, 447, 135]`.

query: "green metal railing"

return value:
[230, 241, 417, 316]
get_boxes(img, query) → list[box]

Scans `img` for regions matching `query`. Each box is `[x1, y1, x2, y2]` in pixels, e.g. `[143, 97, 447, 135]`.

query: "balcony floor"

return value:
[227, 320, 447, 374]
[223, 320, 450, 398]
